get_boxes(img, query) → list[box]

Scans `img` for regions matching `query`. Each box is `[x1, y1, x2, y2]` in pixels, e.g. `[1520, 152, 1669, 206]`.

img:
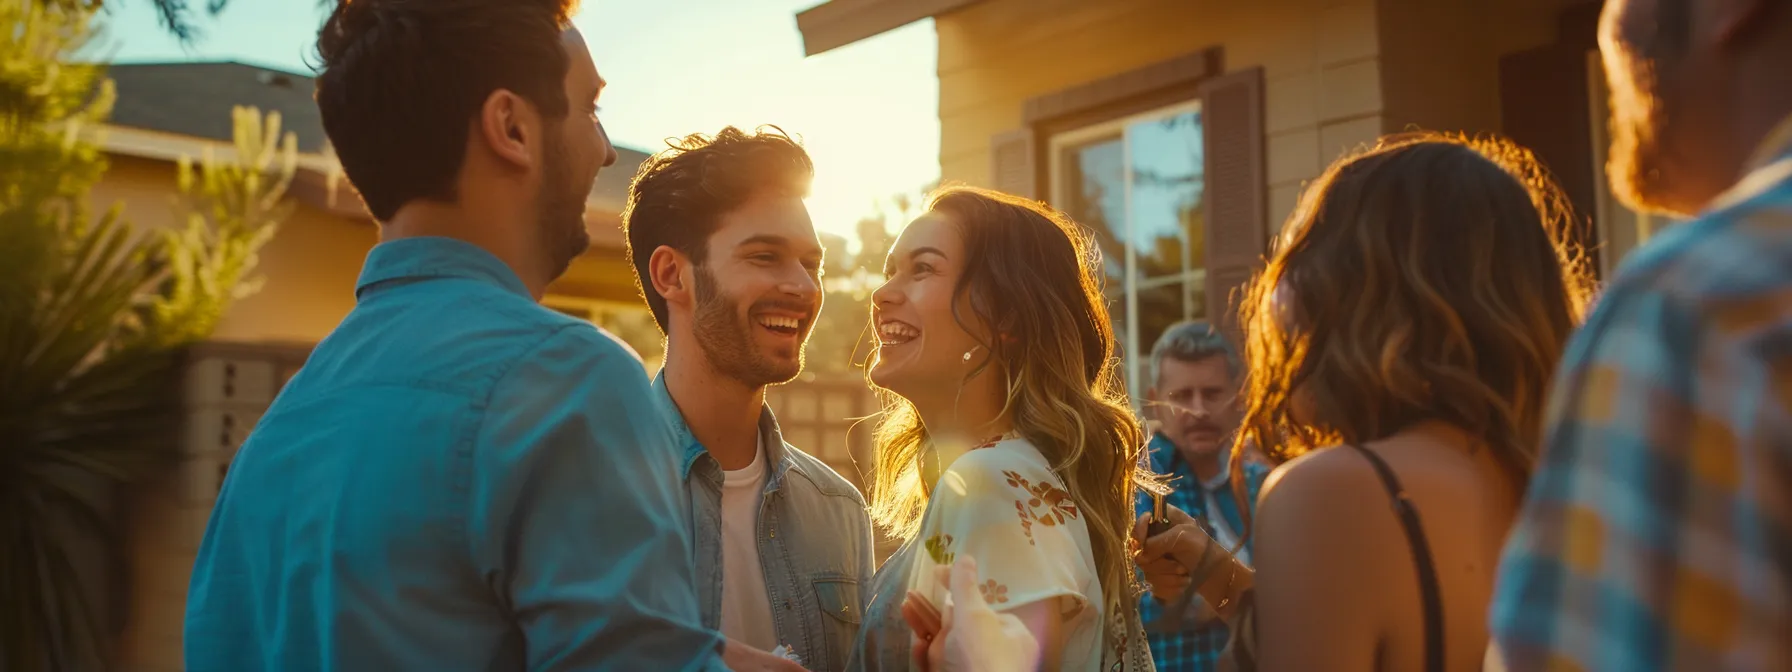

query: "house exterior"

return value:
[797, 0, 1658, 397]
[97, 62, 659, 670]
[94, 62, 658, 351]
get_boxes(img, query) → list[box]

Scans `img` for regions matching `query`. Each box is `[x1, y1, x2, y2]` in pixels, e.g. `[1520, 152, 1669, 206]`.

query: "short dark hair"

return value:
[314, 0, 579, 221]
[1149, 320, 1241, 385]
[622, 126, 814, 331]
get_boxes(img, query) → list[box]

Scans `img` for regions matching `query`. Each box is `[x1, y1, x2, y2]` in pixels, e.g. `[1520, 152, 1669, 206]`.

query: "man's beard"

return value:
[1606, 61, 1679, 213]
[1605, 3, 1692, 215]
[692, 266, 804, 387]
[538, 131, 592, 281]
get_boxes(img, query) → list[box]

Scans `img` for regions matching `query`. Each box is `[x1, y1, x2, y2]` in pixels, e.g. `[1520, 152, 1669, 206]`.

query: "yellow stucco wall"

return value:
[89, 155, 379, 345]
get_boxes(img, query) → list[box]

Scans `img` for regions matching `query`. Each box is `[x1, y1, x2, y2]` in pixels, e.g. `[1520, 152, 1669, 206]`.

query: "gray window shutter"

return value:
[1199, 67, 1267, 339]
[989, 129, 1037, 199]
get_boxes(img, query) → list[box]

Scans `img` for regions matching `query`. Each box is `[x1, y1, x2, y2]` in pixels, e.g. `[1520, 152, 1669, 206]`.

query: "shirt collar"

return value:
[653, 370, 794, 492]
[1744, 112, 1792, 173]
[355, 236, 532, 301]
[1148, 432, 1232, 494]
[1708, 112, 1792, 213]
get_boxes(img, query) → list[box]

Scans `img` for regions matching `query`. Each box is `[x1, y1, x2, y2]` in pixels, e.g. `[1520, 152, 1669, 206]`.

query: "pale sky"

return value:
[94, 0, 942, 243]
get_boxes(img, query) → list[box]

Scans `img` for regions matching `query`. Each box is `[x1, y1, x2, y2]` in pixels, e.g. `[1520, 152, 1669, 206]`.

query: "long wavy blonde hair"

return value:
[867, 186, 1154, 625]
[1234, 133, 1595, 499]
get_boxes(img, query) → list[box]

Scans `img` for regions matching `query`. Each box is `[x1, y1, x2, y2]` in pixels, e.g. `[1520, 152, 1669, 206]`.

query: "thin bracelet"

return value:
[1211, 560, 1239, 611]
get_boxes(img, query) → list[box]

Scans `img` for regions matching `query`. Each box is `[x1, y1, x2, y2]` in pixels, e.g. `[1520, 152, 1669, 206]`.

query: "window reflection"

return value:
[1051, 103, 1206, 399]
[1058, 134, 1127, 287]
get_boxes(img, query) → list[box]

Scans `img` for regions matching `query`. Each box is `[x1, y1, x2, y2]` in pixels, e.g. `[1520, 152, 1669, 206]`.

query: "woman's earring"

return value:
[963, 351, 973, 362]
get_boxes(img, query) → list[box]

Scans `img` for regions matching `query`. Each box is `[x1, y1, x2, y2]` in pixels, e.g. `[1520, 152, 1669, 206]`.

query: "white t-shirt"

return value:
[718, 436, 778, 651]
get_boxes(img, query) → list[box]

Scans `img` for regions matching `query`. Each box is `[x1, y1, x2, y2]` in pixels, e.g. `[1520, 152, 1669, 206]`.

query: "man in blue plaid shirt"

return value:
[1489, 0, 1792, 669]
[1131, 321, 1270, 672]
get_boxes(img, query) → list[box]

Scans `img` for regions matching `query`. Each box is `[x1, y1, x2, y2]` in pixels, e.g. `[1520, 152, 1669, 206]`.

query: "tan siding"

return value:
[936, 0, 1378, 215]
[1321, 114, 1387, 162]
[1320, 58, 1384, 123]
[1267, 127, 1322, 186]
[1375, 0, 1560, 135]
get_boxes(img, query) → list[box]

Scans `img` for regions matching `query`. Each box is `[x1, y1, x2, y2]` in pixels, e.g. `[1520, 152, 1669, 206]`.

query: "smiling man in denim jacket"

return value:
[623, 126, 875, 671]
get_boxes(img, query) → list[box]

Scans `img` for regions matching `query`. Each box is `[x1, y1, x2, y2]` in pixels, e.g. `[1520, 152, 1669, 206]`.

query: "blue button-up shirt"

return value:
[1490, 117, 1792, 671]
[1134, 434, 1270, 672]
[185, 237, 725, 671]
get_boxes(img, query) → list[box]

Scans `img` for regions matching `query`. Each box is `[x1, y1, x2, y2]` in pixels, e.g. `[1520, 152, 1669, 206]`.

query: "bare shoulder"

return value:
[1259, 446, 1385, 517]
[1256, 446, 1405, 560]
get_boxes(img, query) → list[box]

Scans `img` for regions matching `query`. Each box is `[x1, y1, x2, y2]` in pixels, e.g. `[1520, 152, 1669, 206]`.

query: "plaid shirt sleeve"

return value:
[1489, 221, 1792, 671]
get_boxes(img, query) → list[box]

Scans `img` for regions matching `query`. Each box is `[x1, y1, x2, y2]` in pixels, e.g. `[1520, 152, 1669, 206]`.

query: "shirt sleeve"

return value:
[469, 325, 725, 672]
[909, 449, 1093, 618]
[1489, 284, 1792, 670]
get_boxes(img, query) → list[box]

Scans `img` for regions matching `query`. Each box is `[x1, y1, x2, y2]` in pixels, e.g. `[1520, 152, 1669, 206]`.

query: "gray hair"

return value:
[1148, 320, 1241, 386]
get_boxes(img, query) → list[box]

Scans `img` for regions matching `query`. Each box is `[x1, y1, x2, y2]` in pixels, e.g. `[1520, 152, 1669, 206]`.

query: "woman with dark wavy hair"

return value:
[1132, 133, 1594, 672]
[847, 186, 1158, 671]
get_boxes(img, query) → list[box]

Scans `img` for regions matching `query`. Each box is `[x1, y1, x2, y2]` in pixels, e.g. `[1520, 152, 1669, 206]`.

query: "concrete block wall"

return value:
[117, 346, 306, 671]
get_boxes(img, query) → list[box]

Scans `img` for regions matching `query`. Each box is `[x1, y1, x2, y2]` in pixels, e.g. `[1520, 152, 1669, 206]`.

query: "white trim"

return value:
[91, 123, 622, 213]
[1048, 99, 1203, 152]
[93, 123, 341, 174]
[1135, 269, 1205, 290]
[1047, 99, 1205, 402]
[796, 0, 984, 56]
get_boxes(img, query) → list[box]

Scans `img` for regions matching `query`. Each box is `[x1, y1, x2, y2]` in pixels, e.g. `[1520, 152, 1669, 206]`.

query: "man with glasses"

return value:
[1130, 321, 1269, 672]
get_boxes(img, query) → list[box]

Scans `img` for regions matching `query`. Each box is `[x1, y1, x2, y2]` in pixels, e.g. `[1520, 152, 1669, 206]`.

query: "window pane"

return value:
[1057, 134, 1126, 290]
[1125, 111, 1211, 326]
[1126, 110, 1205, 301]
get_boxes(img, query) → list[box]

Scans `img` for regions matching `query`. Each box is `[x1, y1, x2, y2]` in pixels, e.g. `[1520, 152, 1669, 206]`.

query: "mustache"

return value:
[1182, 420, 1224, 434]
[750, 299, 817, 320]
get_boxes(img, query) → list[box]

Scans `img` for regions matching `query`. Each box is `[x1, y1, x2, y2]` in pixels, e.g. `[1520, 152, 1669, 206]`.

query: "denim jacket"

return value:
[654, 373, 875, 671]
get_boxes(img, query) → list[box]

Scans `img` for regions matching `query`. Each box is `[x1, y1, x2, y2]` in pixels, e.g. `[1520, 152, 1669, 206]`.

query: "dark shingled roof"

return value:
[104, 60, 649, 206]
[108, 61, 329, 152]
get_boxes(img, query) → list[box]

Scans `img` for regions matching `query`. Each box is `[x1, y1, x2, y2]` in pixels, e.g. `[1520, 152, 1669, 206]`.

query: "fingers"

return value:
[902, 592, 942, 636]
[1164, 503, 1198, 526]
[947, 556, 984, 612]
[1140, 556, 1188, 577]
[928, 619, 949, 670]
[1131, 513, 1150, 549]
[1140, 523, 1192, 559]
[910, 634, 932, 672]
[1148, 574, 1192, 598]
[904, 593, 941, 672]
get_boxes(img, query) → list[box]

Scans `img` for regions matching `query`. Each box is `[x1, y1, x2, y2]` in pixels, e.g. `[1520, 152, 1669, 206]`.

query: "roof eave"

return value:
[92, 123, 630, 250]
[795, 0, 984, 56]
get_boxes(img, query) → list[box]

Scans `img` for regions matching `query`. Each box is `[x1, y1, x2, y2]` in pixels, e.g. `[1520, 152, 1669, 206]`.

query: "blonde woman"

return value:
[846, 187, 1157, 671]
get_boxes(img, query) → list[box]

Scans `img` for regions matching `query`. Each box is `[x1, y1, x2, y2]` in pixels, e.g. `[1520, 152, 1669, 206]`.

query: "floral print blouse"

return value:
[847, 438, 1153, 671]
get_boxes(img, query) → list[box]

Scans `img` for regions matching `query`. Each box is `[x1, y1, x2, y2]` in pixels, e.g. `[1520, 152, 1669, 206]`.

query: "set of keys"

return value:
[1141, 481, 1225, 633]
